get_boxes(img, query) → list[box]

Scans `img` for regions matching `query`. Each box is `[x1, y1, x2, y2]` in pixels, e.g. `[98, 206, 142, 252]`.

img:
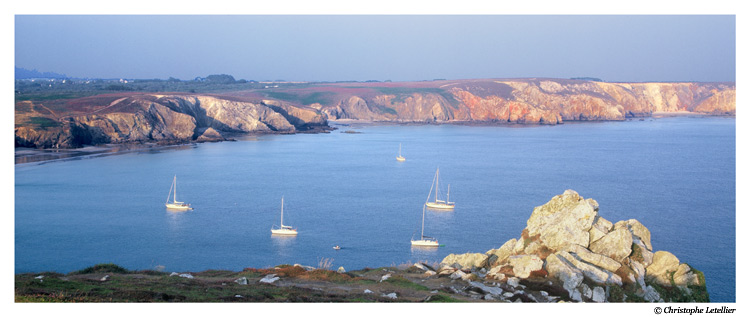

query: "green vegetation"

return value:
[263, 91, 337, 105]
[72, 263, 130, 274]
[15, 91, 104, 101]
[381, 275, 429, 291]
[15, 262, 454, 303]
[571, 77, 604, 82]
[205, 74, 236, 84]
[630, 243, 645, 263]
[15, 269, 375, 302]
[371, 87, 460, 108]
[606, 272, 710, 303]
[425, 293, 464, 302]
[374, 104, 398, 115]
[24, 117, 62, 129]
[14, 75, 277, 102]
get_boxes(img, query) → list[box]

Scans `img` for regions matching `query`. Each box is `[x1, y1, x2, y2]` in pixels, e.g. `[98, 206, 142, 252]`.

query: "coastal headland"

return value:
[15, 190, 709, 303]
[15, 78, 735, 149]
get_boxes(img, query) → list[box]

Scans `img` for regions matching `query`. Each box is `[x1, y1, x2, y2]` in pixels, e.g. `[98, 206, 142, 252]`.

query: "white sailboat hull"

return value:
[271, 228, 298, 235]
[411, 239, 439, 247]
[425, 202, 455, 210]
[396, 156, 406, 162]
[166, 203, 191, 210]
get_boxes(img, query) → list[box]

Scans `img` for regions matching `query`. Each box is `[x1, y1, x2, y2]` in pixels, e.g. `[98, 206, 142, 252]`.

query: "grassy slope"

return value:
[15, 264, 464, 303]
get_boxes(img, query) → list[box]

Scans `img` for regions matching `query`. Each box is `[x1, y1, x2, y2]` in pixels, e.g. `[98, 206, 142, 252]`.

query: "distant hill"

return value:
[15, 67, 68, 79]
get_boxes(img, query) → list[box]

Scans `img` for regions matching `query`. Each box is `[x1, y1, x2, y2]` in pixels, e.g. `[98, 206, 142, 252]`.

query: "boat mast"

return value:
[435, 168, 439, 203]
[280, 196, 284, 227]
[173, 175, 177, 203]
[421, 205, 426, 239]
[399, 143, 402, 156]
[447, 184, 450, 203]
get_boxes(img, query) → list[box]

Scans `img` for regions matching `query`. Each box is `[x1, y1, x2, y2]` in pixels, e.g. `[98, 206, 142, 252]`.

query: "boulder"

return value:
[545, 252, 584, 297]
[293, 264, 316, 271]
[260, 274, 279, 284]
[641, 285, 662, 302]
[379, 273, 392, 282]
[565, 244, 622, 273]
[469, 281, 504, 296]
[526, 190, 598, 251]
[614, 219, 652, 251]
[450, 270, 468, 280]
[629, 260, 647, 289]
[592, 286, 606, 303]
[672, 263, 701, 287]
[487, 271, 506, 281]
[589, 216, 613, 244]
[646, 251, 680, 287]
[581, 283, 592, 300]
[437, 266, 457, 276]
[523, 240, 544, 255]
[569, 289, 583, 302]
[234, 276, 248, 285]
[589, 227, 633, 263]
[557, 251, 622, 285]
[486, 239, 517, 266]
[630, 238, 655, 267]
[441, 253, 488, 270]
[508, 254, 544, 278]
[506, 277, 521, 288]
[513, 238, 526, 254]
[195, 127, 225, 142]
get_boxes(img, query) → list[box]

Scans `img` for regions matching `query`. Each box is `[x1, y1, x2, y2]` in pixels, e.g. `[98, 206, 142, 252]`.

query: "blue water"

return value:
[14, 117, 736, 302]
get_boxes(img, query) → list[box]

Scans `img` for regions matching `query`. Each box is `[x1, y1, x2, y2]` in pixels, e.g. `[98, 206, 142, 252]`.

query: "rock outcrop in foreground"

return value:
[437, 190, 708, 302]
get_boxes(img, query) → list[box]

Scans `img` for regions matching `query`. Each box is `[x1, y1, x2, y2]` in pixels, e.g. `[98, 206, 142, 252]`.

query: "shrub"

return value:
[72, 263, 129, 275]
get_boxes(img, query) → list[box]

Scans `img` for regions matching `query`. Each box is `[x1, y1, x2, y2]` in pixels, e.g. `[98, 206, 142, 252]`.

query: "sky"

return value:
[14, 14, 736, 82]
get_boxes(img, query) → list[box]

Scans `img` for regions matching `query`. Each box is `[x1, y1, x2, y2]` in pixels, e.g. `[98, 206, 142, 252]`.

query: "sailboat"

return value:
[396, 143, 406, 162]
[424, 167, 455, 210]
[271, 197, 298, 235]
[165, 175, 191, 210]
[411, 205, 439, 247]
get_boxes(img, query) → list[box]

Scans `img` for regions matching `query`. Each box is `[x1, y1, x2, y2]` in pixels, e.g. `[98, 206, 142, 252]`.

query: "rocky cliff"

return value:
[15, 79, 735, 149]
[15, 94, 330, 149]
[436, 190, 708, 303]
[317, 79, 735, 123]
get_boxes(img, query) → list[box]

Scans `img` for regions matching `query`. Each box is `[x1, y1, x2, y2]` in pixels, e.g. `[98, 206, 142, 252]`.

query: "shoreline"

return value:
[16, 115, 733, 165]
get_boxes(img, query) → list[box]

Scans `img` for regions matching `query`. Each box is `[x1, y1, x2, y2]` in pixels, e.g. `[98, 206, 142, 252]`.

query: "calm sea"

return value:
[14, 116, 736, 302]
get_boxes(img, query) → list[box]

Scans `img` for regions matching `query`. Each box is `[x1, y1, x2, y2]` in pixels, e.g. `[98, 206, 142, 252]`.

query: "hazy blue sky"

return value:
[15, 15, 736, 82]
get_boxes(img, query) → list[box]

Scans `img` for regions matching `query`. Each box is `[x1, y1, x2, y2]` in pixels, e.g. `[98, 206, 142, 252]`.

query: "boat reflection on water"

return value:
[271, 234, 296, 247]
[410, 244, 439, 254]
[271, 234, 296, 258]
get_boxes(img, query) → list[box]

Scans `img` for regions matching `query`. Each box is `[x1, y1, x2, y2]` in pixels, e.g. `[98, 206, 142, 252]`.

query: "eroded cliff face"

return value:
[319, 80, 735, 123]
[15, 79, 735, 149]
[15, 94, 329, 149]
